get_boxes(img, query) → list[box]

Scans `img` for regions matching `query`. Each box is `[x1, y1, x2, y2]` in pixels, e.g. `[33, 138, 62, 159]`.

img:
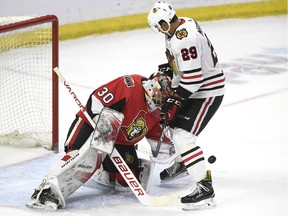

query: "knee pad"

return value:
[172, 128, 197, 152]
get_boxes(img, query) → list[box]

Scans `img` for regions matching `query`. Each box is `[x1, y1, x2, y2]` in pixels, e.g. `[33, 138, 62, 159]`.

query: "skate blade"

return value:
[182, 198, 216, 211]
[160, 171, 189, 183]
[26, 200, 58, 211]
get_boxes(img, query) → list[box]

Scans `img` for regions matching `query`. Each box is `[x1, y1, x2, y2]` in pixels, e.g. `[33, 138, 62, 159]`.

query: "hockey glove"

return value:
[161, 95, 183, 127]
[158, 63, 173, 79]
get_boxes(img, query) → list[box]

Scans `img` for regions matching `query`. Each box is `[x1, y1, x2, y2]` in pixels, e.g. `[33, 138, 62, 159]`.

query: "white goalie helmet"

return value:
[143, 72, 172, 112]
[147, 1, 176, 33]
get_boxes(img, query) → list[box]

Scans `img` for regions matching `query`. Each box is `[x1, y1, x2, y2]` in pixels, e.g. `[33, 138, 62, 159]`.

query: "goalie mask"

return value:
[143, 72, 172, 112]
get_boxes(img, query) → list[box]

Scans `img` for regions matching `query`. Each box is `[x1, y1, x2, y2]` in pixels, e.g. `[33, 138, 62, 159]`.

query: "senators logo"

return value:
[125, 152, 134, 164]
[176, 28, 188, 40]
[121, 111, 147, 142]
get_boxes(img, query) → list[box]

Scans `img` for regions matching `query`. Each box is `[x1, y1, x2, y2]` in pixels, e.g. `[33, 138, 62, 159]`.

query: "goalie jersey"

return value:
[66, 74, 165, 151]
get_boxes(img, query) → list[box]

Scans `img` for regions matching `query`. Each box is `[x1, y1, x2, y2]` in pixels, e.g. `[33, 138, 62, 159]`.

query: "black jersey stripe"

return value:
[202, 72, 224, 82]
[181, 146, 201, 157]
[185, 157, 205, 168]
[180, 80, 203, 85]
[197, 85, 225, 92]
[183, 68, 202, 74]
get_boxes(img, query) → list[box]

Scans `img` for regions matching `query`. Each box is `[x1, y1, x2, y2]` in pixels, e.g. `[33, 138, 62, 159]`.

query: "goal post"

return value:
[0, 15, 59, 152]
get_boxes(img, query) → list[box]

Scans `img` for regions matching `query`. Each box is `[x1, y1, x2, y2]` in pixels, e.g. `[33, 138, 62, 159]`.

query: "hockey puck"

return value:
[208, 155, 216, 164]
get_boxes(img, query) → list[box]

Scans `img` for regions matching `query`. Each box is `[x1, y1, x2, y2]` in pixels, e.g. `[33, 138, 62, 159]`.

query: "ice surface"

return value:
[0, 15, 287, 216]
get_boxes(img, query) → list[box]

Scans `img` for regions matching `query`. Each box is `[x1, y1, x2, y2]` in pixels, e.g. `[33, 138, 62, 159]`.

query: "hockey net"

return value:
[0, 15, 59, 152]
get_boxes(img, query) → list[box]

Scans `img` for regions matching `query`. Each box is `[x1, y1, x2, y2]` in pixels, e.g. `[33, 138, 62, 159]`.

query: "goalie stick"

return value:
[53, 67, 189, 206]
[150, 119, 179, 164]
[152, 119, 168, 158]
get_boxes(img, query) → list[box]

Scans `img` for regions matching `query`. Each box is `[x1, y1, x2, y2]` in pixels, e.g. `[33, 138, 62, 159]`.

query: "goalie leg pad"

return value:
[138, 158, 155, 192]
[27, 139, 104, 210]
[92, 164, 136, 192]
[53, 145, 104, 199]
[92, 164, 114, 188]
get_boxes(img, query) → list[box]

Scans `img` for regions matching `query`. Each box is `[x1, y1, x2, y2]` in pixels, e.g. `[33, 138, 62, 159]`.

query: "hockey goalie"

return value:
[26, 72, 180, 210]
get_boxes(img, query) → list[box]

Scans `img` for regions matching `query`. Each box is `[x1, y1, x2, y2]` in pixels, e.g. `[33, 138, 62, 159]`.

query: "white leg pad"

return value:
[92, 164, 114, 188]
[42, 138, 105, 207]
[138, 158, 155, 192]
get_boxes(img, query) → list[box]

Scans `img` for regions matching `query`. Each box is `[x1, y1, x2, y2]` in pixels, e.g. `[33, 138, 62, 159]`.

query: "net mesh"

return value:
[0, 16, 54, 148]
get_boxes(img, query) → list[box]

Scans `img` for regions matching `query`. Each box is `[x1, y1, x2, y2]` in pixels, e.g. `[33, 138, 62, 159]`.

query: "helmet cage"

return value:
[144, 72, 172, 112]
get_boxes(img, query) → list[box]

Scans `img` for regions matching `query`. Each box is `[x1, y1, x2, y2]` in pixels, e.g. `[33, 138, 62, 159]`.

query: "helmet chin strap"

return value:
[159, 23, 172, 37]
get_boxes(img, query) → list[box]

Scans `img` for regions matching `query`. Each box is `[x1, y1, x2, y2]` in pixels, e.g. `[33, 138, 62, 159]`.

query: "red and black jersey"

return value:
[76, 74, 165, 147]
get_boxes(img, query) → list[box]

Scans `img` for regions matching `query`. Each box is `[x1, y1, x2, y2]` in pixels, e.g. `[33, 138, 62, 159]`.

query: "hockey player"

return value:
[147, 1, 225, 210]
[26, 72, 176, 210]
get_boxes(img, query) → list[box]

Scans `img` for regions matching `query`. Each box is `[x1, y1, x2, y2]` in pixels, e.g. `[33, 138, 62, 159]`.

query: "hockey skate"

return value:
[26, 182, 60, 211]
[181, 171, 216, 210]
[160, 161, 189, 182]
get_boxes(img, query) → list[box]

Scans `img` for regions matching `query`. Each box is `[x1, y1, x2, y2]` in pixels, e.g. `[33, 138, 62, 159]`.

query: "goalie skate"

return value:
[26, 187, 59, 211]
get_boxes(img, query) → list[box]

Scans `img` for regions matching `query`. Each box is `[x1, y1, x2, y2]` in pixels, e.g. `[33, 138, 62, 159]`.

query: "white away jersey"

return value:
[166, 17, 225, 99]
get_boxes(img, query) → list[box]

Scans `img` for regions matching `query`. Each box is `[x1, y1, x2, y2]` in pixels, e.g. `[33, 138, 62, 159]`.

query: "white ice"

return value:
[0, 15, 287, 216]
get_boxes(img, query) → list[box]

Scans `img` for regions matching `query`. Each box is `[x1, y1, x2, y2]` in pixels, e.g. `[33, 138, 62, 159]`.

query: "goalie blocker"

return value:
[90, 108, 155, 193]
